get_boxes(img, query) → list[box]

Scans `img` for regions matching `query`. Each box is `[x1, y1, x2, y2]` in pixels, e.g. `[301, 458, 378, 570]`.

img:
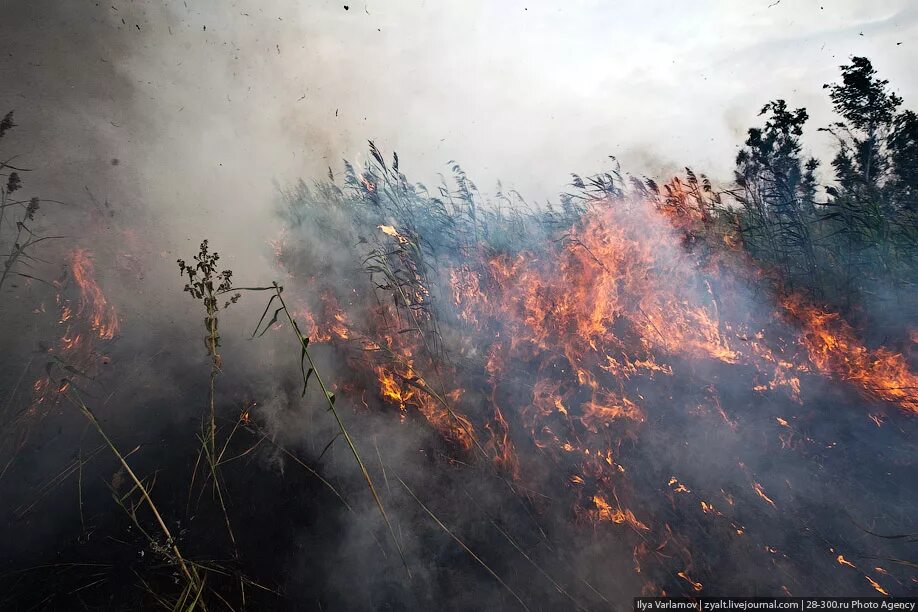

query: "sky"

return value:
[1, 0, 916, 274]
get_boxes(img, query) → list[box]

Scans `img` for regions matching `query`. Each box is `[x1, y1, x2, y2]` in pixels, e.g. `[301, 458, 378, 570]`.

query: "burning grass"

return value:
[0, 123, 915, 608]
[265, 145, 917, 603]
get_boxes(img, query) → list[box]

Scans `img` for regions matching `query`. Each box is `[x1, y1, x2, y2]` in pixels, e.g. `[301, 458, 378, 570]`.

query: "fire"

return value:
[359, 175, 376, 192]
[375, 363, 474, 450]
[580, 396, 644, 431]
[836, 554, 856, 569]
[677, 571, 703, 592]
[24, 248, 118, 418]
[485, 404, 520, 479]
[292, 290, 352, 343]
[866, 576, 889, 596]
[69, 249, 119, 340]
[782, 294, 918, 414]
[589, 494, 649, 531]
[752, 482, 776, 508]
[274, 181, 918, 597]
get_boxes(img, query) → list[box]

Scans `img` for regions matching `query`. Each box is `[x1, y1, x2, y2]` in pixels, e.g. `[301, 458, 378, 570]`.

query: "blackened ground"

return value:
[0, 292, 916, 610]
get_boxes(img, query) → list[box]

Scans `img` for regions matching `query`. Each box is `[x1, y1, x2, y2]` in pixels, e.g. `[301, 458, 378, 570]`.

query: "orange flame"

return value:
[272, 190, 918, 596]
[69, 248, 119, 340]
[782, 294, 917, 413]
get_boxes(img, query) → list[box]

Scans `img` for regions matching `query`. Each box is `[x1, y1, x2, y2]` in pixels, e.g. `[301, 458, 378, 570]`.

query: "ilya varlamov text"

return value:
[634, 600, 917, 612]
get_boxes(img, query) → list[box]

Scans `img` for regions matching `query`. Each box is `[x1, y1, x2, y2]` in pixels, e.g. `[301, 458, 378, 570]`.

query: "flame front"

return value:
[275, 189, 915, 597]
[24, 248, 119, 418]
[69, 248, 119, 340]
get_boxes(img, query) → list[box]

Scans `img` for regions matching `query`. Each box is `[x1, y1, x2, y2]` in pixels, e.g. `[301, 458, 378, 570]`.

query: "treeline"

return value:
[729, 57, 917, 317]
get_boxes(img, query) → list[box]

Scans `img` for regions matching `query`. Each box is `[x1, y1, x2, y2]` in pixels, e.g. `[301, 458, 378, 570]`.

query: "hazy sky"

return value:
[122, 0, 914, 191]
[2, 0, 917, 272]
